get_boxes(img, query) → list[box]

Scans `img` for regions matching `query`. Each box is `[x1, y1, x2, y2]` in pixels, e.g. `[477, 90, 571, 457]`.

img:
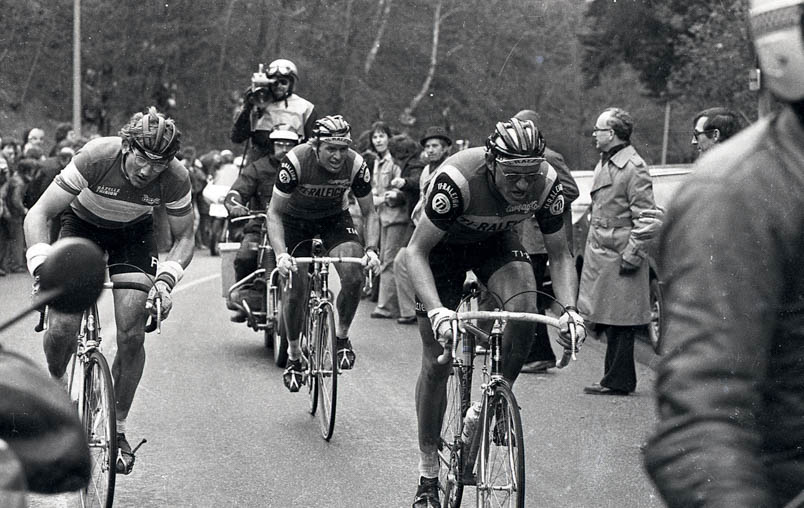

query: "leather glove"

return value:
[427, 307, 457, 349]
[276, 253, 296, 278]
[363, 249, 381, 276]
[383, 190, 404, 207]
[619, 258, 641, 275]
[146, 280, 173, 320]
[557, 307, 586, 352]
[228, 204, 249, 218]
[242, 86, 255, 108]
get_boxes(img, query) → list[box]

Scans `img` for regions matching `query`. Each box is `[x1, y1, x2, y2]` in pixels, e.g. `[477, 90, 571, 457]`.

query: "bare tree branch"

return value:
[399, 0, 442, 126]
[363, 0, 394, 76]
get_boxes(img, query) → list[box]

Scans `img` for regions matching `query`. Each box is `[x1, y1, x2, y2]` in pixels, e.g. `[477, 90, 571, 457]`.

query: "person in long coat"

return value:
[577, 107, 654, 395]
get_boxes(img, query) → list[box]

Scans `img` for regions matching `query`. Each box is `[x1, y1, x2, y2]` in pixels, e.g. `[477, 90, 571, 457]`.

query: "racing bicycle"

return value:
[437, 291, 577, 507]
[279, 240, 370, 441]
[36, 271, 159, 508]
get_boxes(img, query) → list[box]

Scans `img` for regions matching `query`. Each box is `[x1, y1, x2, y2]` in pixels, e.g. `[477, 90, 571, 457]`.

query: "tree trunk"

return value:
[399, 0, 442, 127]
[332, 0, 356, 111]
[211, 0, 239, 125]
[363, 0, 393, 77]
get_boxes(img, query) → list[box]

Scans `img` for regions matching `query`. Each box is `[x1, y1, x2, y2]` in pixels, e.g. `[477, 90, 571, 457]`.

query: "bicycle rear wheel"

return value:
[438, 364, 469, 507]
[268, 291, 288, 367]
[477, 383, 525, 508]
[315, 303, 338, 441]
[303, 305, 318, 416]
[80, 351, 117, 508]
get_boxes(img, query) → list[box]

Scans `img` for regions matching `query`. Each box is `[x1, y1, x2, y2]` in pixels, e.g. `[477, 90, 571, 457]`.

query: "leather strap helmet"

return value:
[123, 106, 181, 162]
[486, 118, 546, 165]
[313, 115, 352, 146]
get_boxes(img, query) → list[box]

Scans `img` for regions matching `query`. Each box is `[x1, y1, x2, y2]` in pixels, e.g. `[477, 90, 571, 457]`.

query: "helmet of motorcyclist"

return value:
[312, 115, 352, 146]
[266, 58, 299, 96]
[120, 106, 181, 162]
[749, 0, 804, 101]
[268, 124, 301, 144]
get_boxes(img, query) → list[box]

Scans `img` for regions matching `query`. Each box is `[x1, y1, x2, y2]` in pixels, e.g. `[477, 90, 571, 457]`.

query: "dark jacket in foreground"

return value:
[643, 106, 804, 507]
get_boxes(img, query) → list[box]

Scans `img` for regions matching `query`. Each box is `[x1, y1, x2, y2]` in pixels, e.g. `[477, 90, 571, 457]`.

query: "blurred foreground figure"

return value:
[643, 1, 804, 506]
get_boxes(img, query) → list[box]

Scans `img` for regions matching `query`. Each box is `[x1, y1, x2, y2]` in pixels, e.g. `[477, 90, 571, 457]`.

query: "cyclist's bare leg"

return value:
[329, 241, 363, 337]
[42, 310, 83, 379]
[485, 259, 538, 384]
[110, 278, 149, 420]
[282, 266, 310, 358]
[415, 316, 453, 455]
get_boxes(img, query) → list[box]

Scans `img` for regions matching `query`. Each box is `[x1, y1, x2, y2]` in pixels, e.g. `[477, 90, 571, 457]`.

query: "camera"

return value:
[251, 63, 274, 91]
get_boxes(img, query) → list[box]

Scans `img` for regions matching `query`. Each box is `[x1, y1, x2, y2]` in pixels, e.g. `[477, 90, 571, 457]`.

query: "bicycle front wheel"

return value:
[315, 303, 338, 441]
[80, 351, 117, 508]
[477, 382, 525, 508]
[438, 364, 470, 507]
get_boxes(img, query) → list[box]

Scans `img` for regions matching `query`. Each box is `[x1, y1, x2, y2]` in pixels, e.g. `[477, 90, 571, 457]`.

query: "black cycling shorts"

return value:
[415, 230, 531, 315]
[59, 209, 158, 276]
[282, 210, 362, 257]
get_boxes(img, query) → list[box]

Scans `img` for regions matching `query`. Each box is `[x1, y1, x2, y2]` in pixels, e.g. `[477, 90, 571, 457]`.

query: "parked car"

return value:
[556, 164, 693, 354]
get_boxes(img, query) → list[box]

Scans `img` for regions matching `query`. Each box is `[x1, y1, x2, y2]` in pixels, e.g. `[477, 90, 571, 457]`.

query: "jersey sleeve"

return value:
[350, 155, 372, 199]
[162, 162, 193, 216]
[273, 158, 299, 197]
[534, 180, 565, 235]
[53, 161, 88, 195]
[423, 170, 465, 230]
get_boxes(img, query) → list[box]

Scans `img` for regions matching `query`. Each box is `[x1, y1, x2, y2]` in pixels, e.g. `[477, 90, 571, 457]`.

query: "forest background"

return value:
[0, 0, 757, 171]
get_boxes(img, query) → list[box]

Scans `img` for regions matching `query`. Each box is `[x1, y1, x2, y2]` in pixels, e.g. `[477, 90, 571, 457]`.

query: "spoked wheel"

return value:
[477, 383, 525, 508]
[438, 365, 468, 508]
[648, 276, 663, 355]
[304, 306, 318, 416]
[80, 351, 117, 508]
[315, 304, 338, 441]
[268, 293, 289, 367]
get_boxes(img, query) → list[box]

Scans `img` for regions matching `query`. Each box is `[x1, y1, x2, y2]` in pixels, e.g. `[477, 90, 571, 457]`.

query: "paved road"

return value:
[1, 251, 664, 507]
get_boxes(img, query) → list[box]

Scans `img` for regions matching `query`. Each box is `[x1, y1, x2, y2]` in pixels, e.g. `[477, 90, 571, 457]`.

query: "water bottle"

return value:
[461, 402, 482, 445]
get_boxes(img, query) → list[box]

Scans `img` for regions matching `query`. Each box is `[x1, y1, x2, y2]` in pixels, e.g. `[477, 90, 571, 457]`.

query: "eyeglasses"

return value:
[131, 148, 170, 173]
[272, 77, 290, 86]
[691, 129, 715, 141]
[592, 127, 613, 135]
[497, 160, 545, 185]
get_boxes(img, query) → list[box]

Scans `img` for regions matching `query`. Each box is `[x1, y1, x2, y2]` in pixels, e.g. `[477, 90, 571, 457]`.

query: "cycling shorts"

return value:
[415, 230, 531, 315]
[282, 210, 362, 257]
[59, 209, 158, 276]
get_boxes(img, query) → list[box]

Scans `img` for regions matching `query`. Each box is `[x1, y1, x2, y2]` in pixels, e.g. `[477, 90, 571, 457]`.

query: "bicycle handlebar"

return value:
[284, 256, 371, 290]
[229, 212, 268, 224]
[436, 310, 577, 367]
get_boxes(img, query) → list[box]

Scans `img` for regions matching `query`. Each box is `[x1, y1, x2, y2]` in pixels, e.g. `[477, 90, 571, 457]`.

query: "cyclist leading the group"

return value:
[23, 106, 195, 475]
[405, 117, 586, 507]
[267, 115, 380, 392]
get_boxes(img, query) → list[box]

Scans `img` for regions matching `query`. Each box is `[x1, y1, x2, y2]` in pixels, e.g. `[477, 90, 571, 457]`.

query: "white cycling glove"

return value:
[276, 253, 296, 278]
[363, 247, 381, 276]
[557, 306, 586, 352]
[427, 307, 456, 347]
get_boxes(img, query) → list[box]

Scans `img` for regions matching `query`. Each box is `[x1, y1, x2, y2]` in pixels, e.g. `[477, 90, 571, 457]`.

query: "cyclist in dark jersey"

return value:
[267, 115, 380, 392]
[406, 118, 587, 507]
[23, 107, 195, 475]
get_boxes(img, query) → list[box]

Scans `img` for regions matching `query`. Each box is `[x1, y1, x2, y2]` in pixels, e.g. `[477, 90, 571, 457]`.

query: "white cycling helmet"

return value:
[269, 124, 300, 144]
[750, 0, 804, 101]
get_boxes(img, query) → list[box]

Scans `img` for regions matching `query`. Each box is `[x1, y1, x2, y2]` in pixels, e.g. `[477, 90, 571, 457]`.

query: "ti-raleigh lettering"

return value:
[436, 181, 459, 208]
[298, 184, 346, 198]
[456, 216, 522, 232]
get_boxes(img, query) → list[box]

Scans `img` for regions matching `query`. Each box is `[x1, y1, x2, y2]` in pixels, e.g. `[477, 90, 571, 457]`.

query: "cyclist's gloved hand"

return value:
[276, 253, 296, 278]
[557, 306, 586, 352]
[146, 280, 173, 319]
[363, 247, 381, 276]
[427, 306, 456, 350]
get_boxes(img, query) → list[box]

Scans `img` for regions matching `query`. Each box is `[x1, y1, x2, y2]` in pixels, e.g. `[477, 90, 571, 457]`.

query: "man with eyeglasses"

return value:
[691, 107, 742, 155]
[231, 58, 317, 163]
[23, 106, 195, 475]
[406, 117, 585, 507]
[578, 107, 655, 396]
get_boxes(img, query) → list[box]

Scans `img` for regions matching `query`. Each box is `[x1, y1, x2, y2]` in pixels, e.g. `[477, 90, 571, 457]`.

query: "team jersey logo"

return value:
[278, 169, 292, 184]
[362, 166, 371, 183]
[431, 192, 452, 214]
[549, 194, 564, 215]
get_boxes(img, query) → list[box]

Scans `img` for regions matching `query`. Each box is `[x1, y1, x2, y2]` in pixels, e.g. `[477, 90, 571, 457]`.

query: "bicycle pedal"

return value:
[131, 438, 148, 454]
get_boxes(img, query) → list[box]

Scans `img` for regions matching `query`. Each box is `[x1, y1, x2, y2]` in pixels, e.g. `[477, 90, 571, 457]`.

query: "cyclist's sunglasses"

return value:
[496, 157, 546, 184]
[130, 143, 170, 172]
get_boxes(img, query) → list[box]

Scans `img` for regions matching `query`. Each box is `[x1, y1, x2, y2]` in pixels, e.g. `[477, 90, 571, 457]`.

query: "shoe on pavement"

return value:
[116, 433, 136, 474]
[336, 337, 356, 370]
[397, 316, 417, 325]
[412, 476, 440, 508]
[283, 356, 308, 392]
[583, 383, 630, 396]
[370, 308, 394, 319]
[520, 360, 556, 373]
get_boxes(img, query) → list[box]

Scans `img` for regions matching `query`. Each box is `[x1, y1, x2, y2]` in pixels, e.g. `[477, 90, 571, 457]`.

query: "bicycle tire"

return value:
[304, 303, 318, 416]
[477, 383, 525, 508]
[438, 365, 468, 507]
[316, 303, 338, 441]
[80, 351, 117, 508]
[269, 292, 289, 367]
